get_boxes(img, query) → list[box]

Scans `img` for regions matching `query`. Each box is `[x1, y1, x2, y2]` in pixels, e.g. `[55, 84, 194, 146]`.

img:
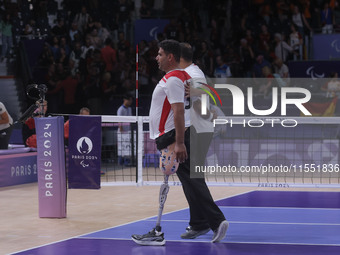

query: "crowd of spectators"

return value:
[0, 0, 340, 115]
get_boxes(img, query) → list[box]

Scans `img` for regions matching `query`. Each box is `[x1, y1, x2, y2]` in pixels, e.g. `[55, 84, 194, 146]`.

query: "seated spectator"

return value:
[321, 2, 334, 34]
[50, 36, 60, 62]
[47, 69, 79, 114]
[138, 56, 150, 93]
[321, 72, 340, 97]
[69, 22, 80, 42]
[101, 38, 117, 73]
[73, 5, 91, 36]
[57, 47, 69, 67]
[214, 55, 232, 79]
[273, 57, 290, 87]
[245, 29, 255, 47]
[101, 71, 117, 99]
[83, 63, 102, 115]
[274, 33, 295, 62]
[195, 41, 214, 77]
[80, 36, 94, 59]
[22, 100, 48, 148]
[117, 31, 130, 52]
[0, 13, 13, 61]
[69, 41, 83, 76]
[289, 24, 303, 60]
[0, 102, 13, 149]
[88, 28, 103, 49]
[333, 0, 340, 32]
[239, 38, 255, 77]
[257, 24, 271, 58]
[59, 36, 71, 58]
[51, 17, 68, 38]
[140, 1, 151, 18]
[95, 21, 110, 44]
[91, 49, 106, 74]
[64, 107, 90, 140]
[252, 55, 271, 78]
[23, 19, 37, 40]
[259, 66, 274, 96]
[38, 42, 55, 67]
[45, 63, 63, 114]
[291, 5, 312, 38]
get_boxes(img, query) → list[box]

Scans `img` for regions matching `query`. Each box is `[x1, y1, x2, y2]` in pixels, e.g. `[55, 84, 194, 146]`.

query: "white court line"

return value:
[216, 190, 254, 201]
[76, 236, 340, 247]
[143, 219, 340, 226]
[228, 221, 340, 226]
[219, 240, 340, 247]
[218, 205, 340, 210]
[218, 240, 340, 247]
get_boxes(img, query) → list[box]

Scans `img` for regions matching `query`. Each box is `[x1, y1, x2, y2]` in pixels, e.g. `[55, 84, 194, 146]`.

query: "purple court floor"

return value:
[12, 191, 340, 255]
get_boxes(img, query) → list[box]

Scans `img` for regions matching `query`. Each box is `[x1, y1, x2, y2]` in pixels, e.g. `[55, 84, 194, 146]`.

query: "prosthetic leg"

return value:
[132, 142, 178, 246]
[131, 175, 170, 246]
[155, 174, 170, 231]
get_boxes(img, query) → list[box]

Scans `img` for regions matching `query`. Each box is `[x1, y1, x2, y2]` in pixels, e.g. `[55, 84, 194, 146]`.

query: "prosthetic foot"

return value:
[132, 175, 170, 246]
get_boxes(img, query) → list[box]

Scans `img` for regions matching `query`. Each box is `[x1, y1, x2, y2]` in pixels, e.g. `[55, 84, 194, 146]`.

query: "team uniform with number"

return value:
[149, 69, 191, 140]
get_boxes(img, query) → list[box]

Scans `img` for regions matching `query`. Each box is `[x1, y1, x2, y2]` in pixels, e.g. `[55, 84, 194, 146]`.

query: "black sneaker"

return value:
[211, 220, 229, 243]
[180, 226, 210, 239]
[132, 228, 166, 246]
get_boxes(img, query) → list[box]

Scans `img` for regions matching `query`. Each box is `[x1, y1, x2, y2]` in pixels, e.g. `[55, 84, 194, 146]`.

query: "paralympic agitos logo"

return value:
[71, 136, 97, 168]
[200, 84, 312, 128]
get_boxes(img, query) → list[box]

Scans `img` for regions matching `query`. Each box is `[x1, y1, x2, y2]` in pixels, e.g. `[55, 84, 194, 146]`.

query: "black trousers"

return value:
[0, 125, 13, 149]
[176, 127, 226, 231]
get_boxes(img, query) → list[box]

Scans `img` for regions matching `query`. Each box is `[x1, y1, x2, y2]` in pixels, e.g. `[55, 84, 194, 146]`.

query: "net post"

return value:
[136, 44, 141, 185]
[136, 44, 139, 118]
[137, 116, 143, 185]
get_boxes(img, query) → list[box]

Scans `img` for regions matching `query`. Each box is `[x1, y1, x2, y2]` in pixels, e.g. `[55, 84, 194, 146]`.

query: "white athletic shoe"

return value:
[211, 220, 229, 243]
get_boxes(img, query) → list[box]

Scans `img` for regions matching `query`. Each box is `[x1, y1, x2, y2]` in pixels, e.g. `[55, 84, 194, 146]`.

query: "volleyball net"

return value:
[99, 76, 340, 187]
[100, 115, 340, 188]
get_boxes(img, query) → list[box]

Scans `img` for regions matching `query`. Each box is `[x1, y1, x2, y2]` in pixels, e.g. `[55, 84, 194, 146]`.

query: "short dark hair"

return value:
[80, 107, 90, 114]
[180, 42, 193, 62]
[105, 37, 112, 45]
[158, 39, 180, 63]
[123, 94, 133, 100]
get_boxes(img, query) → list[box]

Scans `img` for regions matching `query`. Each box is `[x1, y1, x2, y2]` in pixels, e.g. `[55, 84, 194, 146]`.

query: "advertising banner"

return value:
[35, 117, 66, 218]
[68, 116, 101, 189]
[313, 34, 340, 60]
[287, 60, 340, 78]
[134, 19, 169, 44]
[0, 151, 37, 188]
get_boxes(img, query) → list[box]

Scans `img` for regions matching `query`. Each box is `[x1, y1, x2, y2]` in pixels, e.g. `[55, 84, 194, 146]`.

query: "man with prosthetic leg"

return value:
[132, 39, 189, 246]
[131, 40, 227, 246]
[131, 143, 179, 246]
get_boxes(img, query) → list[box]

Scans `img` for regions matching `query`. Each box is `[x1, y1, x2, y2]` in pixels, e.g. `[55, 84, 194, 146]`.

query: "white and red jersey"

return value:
[185, 64, 214, 133]
[185, 63, 205, 81]
[149, 69, 191, 139]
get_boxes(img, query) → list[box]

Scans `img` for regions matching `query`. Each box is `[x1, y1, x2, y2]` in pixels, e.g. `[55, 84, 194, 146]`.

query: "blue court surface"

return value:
[12, 191, 340, 255]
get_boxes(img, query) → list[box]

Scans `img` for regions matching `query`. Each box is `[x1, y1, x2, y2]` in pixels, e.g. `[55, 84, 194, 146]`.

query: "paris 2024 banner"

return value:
[68, 116, 102, 189]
